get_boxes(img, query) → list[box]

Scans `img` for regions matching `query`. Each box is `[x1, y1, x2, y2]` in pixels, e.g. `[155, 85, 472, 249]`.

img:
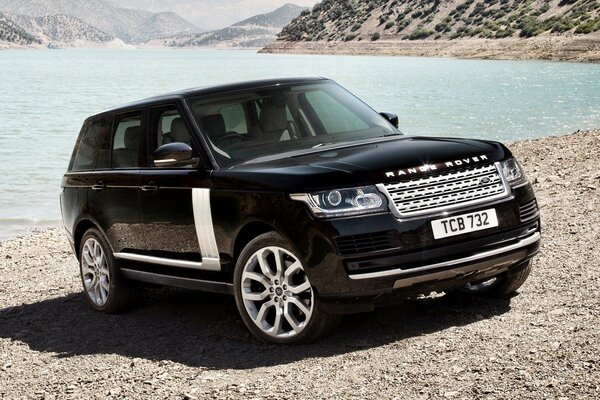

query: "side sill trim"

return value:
[120, 268, 233, 295]
[114, 252, 221, 271]
[348, 231, 540, 280]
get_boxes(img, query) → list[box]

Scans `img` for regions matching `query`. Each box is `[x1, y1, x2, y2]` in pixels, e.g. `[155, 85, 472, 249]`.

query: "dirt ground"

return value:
[1, 130, 599, 399]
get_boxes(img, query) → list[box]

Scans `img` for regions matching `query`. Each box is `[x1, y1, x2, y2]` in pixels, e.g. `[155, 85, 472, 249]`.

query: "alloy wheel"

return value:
[240, 246, 314, 339]
[81, 237, 111, 306]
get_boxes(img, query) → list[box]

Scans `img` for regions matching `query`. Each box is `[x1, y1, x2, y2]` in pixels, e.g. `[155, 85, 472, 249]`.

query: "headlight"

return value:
[499, 157, 527, 187]
[290, 186, 387, 218]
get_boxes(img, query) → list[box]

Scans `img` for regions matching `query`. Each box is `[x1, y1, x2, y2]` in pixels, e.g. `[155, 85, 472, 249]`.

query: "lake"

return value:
[0, 49, 599, 240]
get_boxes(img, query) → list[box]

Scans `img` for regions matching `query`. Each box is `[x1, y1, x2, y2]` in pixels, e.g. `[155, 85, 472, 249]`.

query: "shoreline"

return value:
[260, 34, 600, 63]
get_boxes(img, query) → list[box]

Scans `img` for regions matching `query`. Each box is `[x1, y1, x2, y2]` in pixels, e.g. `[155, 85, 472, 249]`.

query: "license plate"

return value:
[431, 208, 498, 239]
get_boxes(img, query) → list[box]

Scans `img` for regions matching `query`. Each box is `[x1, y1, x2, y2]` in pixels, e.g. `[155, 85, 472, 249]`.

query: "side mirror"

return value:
[380, 112, 399, 129]
[153, 142, 196, 168]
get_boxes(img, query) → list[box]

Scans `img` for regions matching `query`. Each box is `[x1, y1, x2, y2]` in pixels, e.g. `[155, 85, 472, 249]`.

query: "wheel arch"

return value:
[232, 220, 276, 264]
[73, 217, 104, 259]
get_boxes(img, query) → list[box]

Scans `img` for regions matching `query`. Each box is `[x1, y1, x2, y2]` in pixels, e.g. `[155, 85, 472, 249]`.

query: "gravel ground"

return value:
[1, 130, 599, 399]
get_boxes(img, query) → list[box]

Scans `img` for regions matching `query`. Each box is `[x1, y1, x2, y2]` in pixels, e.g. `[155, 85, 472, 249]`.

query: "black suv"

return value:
[61, 78, 540, 344]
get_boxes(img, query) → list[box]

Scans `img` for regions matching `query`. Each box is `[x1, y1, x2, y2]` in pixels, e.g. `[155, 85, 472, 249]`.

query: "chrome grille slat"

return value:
[380, 163, 509, 217]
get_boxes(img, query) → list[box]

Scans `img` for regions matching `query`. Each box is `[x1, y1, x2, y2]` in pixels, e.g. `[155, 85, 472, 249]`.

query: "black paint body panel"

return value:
[60, 77, 541, 312]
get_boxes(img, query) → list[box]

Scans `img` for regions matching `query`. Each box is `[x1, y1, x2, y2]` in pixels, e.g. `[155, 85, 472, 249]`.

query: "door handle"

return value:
[141, 182, 158, 192]
[91, 181, 105, 192]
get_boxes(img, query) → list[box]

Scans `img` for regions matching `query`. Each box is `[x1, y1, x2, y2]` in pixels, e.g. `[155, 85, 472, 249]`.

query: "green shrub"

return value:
[575, 21, 597, 34]
[406, 28, 434, 40]
[370, 32, 381, 41]
[385, 21, 394, 29]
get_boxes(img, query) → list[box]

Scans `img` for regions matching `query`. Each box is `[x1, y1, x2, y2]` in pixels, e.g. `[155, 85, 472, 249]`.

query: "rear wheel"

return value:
[79, 228, 135, 313]
[455, 261, 532, 297]
[233, 231, 342, 344]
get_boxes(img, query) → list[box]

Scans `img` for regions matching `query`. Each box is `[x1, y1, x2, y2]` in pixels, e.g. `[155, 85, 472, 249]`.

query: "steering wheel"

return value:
[215, 133, 245, 146]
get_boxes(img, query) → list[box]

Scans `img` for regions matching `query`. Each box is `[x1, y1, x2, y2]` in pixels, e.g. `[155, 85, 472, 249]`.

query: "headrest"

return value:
[259, 101, 287, 133]
[170, 118, 189, 143]
[124, 126, 140, 150]
[200, 114, 226, 139]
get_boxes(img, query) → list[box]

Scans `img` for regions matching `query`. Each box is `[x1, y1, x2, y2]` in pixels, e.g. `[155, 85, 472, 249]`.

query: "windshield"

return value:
[186, 81, 400, 167]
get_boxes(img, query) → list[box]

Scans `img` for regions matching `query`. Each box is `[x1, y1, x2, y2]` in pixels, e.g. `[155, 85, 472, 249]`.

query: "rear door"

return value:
[138, 104, 218, 270]
[87, 111, 145, 253]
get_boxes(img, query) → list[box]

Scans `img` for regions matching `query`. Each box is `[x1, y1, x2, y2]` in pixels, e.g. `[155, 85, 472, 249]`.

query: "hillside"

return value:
[232, 3, 308, 28]
[0, 0, 197, 43]
[10, 14, 115, 45]
[0, 11, 40, 46]
[278, 0, 600, 42]
[155, 3, 307, 48]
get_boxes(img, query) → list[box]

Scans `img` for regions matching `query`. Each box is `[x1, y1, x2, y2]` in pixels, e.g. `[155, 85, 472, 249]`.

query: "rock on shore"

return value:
[0, 130, 599, 399]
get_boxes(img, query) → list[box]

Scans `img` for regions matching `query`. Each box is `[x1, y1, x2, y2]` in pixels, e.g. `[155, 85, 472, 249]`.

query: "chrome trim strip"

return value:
[192, 188, 221, 271]
[348, 231, 540, 280]
[114, 252, 215, 269]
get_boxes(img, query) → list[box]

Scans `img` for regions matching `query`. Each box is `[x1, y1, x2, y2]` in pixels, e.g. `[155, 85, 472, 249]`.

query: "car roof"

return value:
[92, 77, 329, 118]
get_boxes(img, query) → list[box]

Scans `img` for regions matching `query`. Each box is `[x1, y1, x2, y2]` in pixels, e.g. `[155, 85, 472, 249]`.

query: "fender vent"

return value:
[336, 231, 397, 255]
[519, 199, 539, 222]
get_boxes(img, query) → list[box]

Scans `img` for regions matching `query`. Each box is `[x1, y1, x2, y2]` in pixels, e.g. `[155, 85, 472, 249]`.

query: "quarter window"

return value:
[111, 113, 142, 168]
[70, 117, 112, 171]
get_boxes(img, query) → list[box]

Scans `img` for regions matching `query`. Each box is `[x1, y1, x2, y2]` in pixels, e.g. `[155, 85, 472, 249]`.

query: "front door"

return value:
[138, 104, 219, 271]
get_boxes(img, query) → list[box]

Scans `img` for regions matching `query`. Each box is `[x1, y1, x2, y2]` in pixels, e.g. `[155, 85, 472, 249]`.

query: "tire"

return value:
[79, 228, 136, 313]
[233, 231, 342, 344]
[454, 261, 532, 297]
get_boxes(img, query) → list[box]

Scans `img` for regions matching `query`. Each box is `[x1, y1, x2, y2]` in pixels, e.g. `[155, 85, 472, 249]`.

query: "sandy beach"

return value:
[260, 34, 600, 63]
[1, 129, 599, 398]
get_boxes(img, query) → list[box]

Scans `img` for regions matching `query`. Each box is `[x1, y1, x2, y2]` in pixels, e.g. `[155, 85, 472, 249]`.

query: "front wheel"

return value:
[233, 232, 342, 344]
[455, 261, 532, 297]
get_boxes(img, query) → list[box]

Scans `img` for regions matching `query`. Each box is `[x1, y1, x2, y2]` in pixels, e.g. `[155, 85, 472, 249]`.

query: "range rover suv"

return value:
[61, 78, 541, 344]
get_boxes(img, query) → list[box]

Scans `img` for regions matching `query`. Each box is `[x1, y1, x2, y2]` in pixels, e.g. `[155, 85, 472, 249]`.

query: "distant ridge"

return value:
[0, 11, 40, 46]
[0, 0, 197, 43]
[10, 14, 115, 45]
[156, 3, 307, 48]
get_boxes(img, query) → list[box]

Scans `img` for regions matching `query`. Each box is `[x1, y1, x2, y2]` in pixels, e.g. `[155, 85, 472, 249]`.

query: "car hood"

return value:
[211, 136, 510, 191]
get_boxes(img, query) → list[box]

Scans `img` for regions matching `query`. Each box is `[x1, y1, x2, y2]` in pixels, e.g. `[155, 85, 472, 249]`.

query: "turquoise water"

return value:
[0, 49, 599, 239]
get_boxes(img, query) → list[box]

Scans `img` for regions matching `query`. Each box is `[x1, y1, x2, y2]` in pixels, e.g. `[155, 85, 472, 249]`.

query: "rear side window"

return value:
[220, 104, 248, 134]
[112, 113, 142, 168]
[70, 117, 112, 171]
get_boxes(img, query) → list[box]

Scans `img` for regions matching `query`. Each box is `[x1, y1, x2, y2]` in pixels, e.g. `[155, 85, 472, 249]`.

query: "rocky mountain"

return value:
[156, 3, 307, 48]
[0, 0, 197, 43]
[278, 0, 600, 43]
[232, 3, 308, 28]
[10, 14, 116, 45]
[0, 12, 40, 45]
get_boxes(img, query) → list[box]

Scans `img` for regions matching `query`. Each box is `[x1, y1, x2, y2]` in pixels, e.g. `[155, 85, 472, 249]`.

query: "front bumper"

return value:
[276, 183, 541, 306]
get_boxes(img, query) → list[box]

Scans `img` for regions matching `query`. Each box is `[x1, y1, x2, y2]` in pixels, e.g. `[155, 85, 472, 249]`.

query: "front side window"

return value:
[111, 113, 142, 168]
[147, 105, 196, 168]
[70, 117, 112, 171]
[187, 81, 399, 167]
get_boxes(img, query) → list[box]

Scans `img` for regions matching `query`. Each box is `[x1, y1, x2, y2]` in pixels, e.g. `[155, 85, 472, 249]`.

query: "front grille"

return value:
[380, 163, 509, 217]
[519, 199, 539, 222]
[336, 231, 397, 255]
